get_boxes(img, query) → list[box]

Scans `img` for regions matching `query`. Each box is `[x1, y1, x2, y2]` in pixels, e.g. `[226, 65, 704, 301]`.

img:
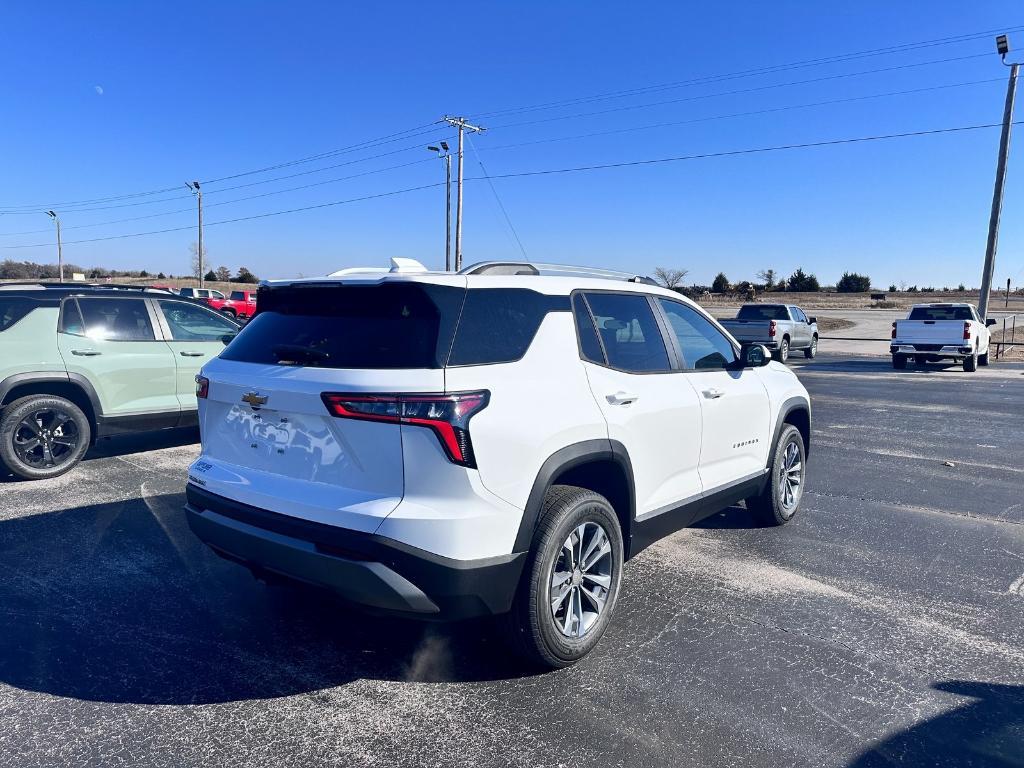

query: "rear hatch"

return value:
[193, 278, 466, 532]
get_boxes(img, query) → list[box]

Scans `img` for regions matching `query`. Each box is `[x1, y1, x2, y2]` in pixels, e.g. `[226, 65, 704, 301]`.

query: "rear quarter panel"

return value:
[443, 311, 608, 514]
[0, 307, 65, 383]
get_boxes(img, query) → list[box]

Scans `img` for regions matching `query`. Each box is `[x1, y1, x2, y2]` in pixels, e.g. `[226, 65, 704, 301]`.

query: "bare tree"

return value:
[215, 265, 231, 282]
[757, 268, 776, 288]
[189, 242, 208, 279]
[654, 267, 689, 289]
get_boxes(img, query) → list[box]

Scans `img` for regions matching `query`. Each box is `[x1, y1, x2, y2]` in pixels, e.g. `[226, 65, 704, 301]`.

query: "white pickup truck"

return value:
[890, 303, 995, 371]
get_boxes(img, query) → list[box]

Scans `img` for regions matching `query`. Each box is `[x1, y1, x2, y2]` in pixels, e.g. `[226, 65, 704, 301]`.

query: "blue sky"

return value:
[1, 1, 1022, 288]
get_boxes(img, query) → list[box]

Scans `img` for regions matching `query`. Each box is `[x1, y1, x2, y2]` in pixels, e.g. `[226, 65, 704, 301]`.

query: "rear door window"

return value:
[0, 297, 39, 331]
[220, 283, 464, 369]
[230, 291, 246, 301]
[75, 298, 156, 341]
[447, 289, 568, 366]
[582, 292, 671, 373]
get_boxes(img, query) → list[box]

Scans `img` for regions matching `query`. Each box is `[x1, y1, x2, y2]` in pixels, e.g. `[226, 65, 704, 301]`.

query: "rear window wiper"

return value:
[271, 344, 329, 364]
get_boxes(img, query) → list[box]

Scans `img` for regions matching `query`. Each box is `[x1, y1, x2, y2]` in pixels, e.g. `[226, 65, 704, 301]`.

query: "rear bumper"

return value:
[185, 483, 526, 620]
[891, 344, 973, 357]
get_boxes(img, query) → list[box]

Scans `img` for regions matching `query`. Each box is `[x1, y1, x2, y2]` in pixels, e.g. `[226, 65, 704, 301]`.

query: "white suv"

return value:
[185, 259, 811, 667]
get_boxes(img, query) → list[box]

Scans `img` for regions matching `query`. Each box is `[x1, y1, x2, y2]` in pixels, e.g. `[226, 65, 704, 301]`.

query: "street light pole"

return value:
[443, 116, 485, 271]
[45, 210, 63, 283]
[187, 181, 204, 287]
[428, 142, 452, 270]
[979, 34, 1019, 321]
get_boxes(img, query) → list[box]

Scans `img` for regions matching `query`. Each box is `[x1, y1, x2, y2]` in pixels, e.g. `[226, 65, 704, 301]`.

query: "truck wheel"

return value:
[221, 308, 237, 318]
[0, 395, 91, 480]
[979, 351, 989, 366]
[892, 354, 907, 370]
[774, 338, 790, 363]
[746, 425, 806, 526]
[503, 485, 623, 669]
[964, 351, 978, 372]
[803, 336, 818, 359]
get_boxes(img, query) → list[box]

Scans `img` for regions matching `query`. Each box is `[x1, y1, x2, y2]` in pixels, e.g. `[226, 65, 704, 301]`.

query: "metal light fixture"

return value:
[996, 34, 1009, 56]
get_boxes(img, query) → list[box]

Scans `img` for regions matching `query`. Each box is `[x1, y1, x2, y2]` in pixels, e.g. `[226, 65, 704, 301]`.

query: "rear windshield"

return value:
[0, 297, 39, 331]
[908, 306, 974, 321]
[220, 283, 464, 369]
[737, 305, 789, 321]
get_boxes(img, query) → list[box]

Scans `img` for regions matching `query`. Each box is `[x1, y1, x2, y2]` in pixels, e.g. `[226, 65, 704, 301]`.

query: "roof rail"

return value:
[459, 261, 657, 285]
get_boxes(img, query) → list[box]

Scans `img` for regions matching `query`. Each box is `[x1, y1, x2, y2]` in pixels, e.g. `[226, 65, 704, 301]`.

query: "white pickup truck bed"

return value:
[890, 303, 993, 371]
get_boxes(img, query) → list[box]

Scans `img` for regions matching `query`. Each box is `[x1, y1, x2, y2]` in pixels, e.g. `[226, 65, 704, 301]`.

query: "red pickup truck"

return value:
[206, 290, 257, 320]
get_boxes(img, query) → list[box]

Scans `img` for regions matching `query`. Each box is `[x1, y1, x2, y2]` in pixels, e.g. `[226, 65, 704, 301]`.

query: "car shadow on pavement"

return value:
[0, 492, 532, 705]
[790, 358, 967, 375]
[848, 680, 1024, 767]
[691, 503, 764, 530]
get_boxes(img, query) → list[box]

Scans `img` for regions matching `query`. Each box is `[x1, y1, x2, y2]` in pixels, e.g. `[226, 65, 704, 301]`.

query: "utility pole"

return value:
[187, 181, 204, 287]
[443, 116, 485, 271]
[428, 142, 453, 270]
[979, 34, 1019, 320]
[45, 210, 63, 282]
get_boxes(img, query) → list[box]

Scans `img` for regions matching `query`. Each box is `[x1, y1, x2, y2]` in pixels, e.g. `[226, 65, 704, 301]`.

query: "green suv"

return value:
[0, 285, 240, 480]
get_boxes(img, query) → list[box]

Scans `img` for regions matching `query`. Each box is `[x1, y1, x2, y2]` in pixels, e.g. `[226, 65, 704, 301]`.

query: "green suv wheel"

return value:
[0, 395, 91, 480]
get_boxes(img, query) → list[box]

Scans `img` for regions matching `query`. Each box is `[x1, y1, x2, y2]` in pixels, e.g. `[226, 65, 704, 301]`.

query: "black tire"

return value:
[964, 351, 977, 372]
[503, 485, 624, 669]
[745, 424, 806, 527]
[774, 338, 790, 363]
[979, 351, 989, 366]
[804, 335, 818, 359]
[892, 354, 907, 370]
[0, 395, 91, 480]
[221, 308, 237, 318]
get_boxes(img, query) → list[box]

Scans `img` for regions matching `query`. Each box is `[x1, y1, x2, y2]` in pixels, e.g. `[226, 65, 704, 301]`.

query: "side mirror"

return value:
[986, 318, 997, 327]
[742, 343, 772, 367]
[808, 316, 817, 324]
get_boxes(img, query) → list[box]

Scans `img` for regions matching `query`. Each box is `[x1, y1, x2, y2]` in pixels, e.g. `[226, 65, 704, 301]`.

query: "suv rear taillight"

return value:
[196, 375, 209, 399]
[769, 320, 777, 338]
[963, 321, 971, 340]
[321, 391, 489, 468]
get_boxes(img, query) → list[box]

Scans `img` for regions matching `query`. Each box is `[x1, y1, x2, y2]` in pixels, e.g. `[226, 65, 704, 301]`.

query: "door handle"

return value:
[606, 391, 639, 406]
[179, 350, 205, 357]
[71, 349, 102, 356]
[702, 388, 725, 399]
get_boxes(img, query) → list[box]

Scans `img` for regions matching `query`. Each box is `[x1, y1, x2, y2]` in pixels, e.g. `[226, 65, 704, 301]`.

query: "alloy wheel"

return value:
[778, 440, 803, 515]
[12, 407, 80, 469]
[549, 521, 613, 638]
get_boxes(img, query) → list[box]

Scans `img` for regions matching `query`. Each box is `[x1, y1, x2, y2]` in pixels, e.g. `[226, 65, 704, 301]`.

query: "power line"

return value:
[2, 120, 1018, 250]
[0, 121, 445, 213]
[475, 25, 1024, 119]
[467, 134, 527, 258]
[480, 77, 1005, 153]
[488, 52, 996, 130]
[477, 121, 1023, 181]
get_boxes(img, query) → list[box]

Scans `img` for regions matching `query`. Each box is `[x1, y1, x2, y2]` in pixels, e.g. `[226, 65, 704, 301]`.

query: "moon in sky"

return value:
[94, 85, 104, 96]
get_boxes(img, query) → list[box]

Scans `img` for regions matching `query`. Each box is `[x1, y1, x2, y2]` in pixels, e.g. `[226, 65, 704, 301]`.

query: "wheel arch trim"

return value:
[512, 439, 635, 554]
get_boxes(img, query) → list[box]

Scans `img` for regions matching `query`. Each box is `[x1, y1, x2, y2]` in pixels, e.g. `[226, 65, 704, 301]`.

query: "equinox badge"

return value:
[241, 392, 268, 408]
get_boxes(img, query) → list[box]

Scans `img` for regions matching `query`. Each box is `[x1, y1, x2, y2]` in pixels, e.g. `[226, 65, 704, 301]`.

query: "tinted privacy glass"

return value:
[74, 298, 155, 341]
[448, 289, 568, 366]
[582, 292, 670, 372]
[572, 293, 604, 363]
[658, 299, 736, 370]
[737, 305, 789, 320]
[908, 306, 974, 321]
[229, 291, 246, 301]
[220, 283, 464, 369]
[157, 300, 238, 341]
[0, 297, 39, 331]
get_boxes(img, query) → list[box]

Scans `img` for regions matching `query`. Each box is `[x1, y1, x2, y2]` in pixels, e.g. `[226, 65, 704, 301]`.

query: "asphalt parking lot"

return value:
[1, 353, 1021, 767]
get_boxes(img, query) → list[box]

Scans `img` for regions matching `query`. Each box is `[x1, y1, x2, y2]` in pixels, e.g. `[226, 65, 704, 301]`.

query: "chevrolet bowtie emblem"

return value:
[241, 392, 268, 407]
